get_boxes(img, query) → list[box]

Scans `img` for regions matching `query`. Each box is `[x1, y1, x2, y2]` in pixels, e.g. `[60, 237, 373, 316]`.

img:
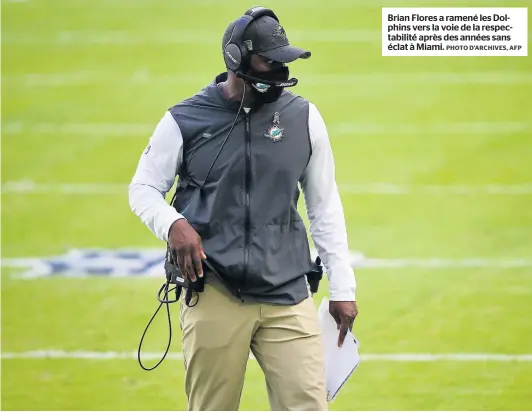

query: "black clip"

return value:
[306, 256, 323, 294]
[164, 248, 204, 307]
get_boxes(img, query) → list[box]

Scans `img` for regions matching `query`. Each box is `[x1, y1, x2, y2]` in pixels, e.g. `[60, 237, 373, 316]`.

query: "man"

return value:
[129, 6, 357, 411]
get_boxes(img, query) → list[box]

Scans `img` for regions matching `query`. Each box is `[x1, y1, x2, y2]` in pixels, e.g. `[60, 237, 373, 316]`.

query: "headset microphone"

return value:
[235, 71, 298, 88]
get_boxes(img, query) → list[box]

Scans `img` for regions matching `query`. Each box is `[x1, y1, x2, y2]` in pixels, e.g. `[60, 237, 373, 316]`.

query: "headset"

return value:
[223, 6, 298, 88]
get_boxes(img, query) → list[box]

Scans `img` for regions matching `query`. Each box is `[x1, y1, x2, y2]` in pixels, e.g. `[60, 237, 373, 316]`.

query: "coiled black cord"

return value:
[137, 281, 200, 371]
[137, 282, 177, 371]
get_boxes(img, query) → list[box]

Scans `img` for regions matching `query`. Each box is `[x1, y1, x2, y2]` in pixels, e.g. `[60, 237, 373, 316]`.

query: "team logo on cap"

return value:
[264, 112, 284, 142]
[273, 24, 287, 40]
[243, 40, 253, 51]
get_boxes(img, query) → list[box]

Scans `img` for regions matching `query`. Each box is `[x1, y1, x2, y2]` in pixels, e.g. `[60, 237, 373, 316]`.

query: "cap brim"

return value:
[258, 45, 311, 63]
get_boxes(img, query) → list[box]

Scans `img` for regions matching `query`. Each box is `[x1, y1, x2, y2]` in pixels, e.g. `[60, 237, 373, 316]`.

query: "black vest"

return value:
[168, 73, 313, 304]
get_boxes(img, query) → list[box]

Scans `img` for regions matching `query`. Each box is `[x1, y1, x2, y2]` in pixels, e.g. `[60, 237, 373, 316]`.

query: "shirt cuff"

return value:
[159, 209, 186, 242]
[328, 268, 357, 301]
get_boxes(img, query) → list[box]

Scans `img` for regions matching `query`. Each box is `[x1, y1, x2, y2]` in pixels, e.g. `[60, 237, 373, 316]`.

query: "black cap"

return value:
[243, 16, 311, 63]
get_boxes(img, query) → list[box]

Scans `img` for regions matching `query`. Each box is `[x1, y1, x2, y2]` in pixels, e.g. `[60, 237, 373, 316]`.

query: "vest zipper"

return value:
[243, 108, 251, 286]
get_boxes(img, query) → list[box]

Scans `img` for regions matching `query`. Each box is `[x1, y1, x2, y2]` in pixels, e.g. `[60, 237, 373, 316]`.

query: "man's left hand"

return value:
[329, 301, 358, 347]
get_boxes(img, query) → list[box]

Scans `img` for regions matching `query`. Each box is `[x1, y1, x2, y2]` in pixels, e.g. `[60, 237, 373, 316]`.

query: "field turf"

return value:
[2, 0, 532, 410]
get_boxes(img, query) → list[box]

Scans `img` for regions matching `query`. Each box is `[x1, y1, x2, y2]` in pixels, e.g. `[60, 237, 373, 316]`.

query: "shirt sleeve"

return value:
[128, 111, 185, 242]
[299, 102, 356, 301]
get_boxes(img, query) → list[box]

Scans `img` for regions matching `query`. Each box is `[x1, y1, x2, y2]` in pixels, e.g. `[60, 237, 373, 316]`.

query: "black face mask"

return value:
[245, 64, 290, 104]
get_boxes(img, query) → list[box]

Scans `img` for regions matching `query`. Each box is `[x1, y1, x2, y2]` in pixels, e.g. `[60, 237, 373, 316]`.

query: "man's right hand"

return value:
[168, 219, 206, 282]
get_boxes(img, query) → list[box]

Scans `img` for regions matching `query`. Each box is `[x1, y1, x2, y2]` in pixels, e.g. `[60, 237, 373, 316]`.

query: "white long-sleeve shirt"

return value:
[129, 102, 356, 301]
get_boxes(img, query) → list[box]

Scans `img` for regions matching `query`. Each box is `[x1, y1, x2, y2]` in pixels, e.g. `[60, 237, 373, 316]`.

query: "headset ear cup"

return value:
[224, 43, 242, 72]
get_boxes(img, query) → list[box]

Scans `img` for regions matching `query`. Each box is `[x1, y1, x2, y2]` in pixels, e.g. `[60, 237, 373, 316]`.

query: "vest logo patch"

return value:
[264, 112, 284, 142]
[202, 132, 212, 139]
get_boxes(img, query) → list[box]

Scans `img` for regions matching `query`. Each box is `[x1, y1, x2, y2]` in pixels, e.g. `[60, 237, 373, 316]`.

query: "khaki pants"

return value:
[179, 276, 328, 411]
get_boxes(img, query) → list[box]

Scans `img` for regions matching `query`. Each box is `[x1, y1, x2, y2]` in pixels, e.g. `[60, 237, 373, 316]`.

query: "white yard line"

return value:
[5, 71, 532, 86]
[1, 181, 126, 194]
[3, 121, 530, 137]
[1, 122, 154, 136]
[339, 183, 532, 195]
[357, 258, 532, 268]
[2, 350, 531, 362]
[3, 181, 532, 196]
[332, 121, 532, 135]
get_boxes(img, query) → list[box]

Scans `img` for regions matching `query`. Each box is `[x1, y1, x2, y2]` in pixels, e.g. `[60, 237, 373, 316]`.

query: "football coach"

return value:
[129, 6, 357, 411]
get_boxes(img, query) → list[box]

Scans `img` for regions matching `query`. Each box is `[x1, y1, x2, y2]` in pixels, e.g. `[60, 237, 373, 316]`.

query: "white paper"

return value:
[318, 297, 361, 402]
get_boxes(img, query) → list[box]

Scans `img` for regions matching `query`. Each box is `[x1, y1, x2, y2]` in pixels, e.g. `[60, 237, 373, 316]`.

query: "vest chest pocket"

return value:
[182, 122, 247, 189]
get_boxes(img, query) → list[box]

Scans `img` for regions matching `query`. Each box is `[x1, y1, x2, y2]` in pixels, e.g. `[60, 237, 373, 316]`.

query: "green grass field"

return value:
[2, 0, 532, 410]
